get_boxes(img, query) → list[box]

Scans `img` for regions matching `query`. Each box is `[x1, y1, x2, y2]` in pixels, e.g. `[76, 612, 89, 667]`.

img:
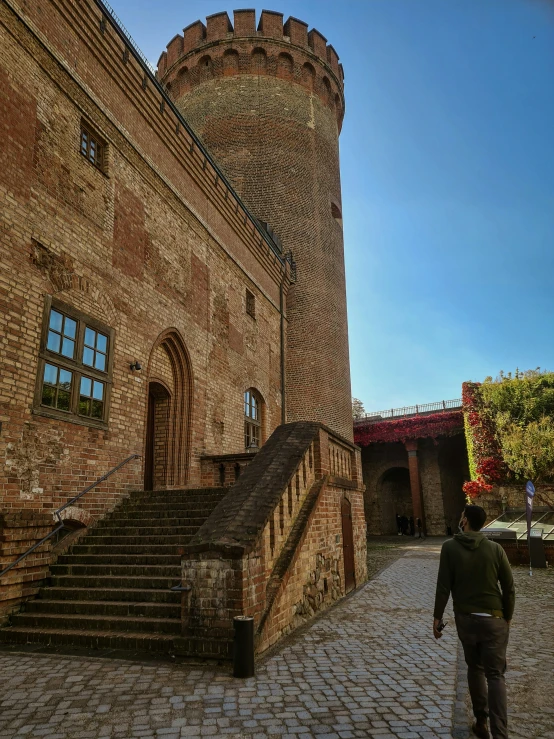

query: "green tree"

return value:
[500, 417, 554, 482]
[352, 397, 366, 420]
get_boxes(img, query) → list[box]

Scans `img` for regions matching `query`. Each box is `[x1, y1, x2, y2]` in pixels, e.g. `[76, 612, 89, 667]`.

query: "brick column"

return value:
[404, 440, 426, 533]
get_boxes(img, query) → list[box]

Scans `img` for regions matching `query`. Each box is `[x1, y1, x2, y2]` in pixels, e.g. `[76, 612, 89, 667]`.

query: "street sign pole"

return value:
[526, 480, 536, 577]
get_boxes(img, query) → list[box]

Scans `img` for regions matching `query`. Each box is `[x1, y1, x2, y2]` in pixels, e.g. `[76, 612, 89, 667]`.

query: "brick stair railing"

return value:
[176, 421, 364, 658]
[0, 488, 226, 654]
[256, 476, 327, 639]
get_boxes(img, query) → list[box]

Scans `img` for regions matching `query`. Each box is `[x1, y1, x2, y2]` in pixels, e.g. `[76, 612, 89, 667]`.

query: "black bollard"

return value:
[233, 615, 255, 678]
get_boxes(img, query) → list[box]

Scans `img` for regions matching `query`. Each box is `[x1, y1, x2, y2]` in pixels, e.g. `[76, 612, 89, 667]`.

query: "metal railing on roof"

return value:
[354, 399, 462, 424]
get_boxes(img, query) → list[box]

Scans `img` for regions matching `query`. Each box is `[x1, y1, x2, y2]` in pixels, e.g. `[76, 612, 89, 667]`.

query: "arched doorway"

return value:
[144, 329, 192, 490]
[378, 466, 412, 535]
[144, 381, 171, 491]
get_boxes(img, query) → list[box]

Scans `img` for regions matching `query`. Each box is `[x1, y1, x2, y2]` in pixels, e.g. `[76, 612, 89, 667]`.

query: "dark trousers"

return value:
[455, 613, 509, 739]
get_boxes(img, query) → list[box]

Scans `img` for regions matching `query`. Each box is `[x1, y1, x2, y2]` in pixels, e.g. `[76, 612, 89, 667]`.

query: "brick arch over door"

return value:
[145, 329, 193, 488]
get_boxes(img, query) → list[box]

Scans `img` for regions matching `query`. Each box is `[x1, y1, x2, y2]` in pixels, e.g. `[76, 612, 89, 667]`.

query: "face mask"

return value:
[458, 519, 465, 533]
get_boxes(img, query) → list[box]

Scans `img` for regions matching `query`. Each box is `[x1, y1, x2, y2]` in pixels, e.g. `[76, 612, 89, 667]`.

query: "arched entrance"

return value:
[144, 381, 171, 491]
[144, 329, 192, 490]
[378, 466, 412, 535]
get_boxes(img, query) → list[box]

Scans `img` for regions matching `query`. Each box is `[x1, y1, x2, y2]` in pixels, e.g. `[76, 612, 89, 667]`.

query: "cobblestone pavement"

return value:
[0, 540, 550, 739]
[0, 539, 457, 739]
[463, 565, 554, 739]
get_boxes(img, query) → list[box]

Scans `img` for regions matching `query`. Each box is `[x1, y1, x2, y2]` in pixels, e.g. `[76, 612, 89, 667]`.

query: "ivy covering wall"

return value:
[462, 369, 554, 498]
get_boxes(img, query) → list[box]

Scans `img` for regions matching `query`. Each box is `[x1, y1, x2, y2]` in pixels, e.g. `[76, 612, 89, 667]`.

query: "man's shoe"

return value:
[472, 720, 490, 739]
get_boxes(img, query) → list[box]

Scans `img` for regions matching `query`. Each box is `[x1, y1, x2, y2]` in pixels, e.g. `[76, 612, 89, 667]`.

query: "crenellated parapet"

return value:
[157, 10, 345, 128]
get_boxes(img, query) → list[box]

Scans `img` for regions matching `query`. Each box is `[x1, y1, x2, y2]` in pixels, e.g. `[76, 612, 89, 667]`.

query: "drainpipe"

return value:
[280, 274, 286, 425]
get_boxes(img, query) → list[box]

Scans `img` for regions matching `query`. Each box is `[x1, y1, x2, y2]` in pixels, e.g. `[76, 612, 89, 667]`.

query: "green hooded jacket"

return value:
[433, 532, 515, 620]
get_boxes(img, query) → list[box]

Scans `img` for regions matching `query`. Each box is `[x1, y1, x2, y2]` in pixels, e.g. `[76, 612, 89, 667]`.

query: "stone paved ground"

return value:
[481, 565, 553, 739]
[0, 539, 551, 739]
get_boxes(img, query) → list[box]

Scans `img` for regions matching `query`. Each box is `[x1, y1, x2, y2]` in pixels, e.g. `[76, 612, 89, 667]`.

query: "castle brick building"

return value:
[0, 0, 366, 656]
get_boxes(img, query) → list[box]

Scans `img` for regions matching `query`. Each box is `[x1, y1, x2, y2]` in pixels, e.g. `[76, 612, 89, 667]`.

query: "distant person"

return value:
[396, 513, 402, 536]
[447, 524, 453, 537]
[416, 517, 423, 538]
[401, 515, 409, 536]
[409, 515, 415, 537]
[433, 505, 515, 739]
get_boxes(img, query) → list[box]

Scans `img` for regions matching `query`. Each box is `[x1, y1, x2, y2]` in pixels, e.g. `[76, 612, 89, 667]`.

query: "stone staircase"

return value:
[0, 488, 227, 654]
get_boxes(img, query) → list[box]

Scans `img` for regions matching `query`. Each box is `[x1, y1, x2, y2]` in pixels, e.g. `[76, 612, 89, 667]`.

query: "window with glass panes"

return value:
[80, 123, 105, 171]
[35, 299, 113, 426]
[244, 389, 262, 449]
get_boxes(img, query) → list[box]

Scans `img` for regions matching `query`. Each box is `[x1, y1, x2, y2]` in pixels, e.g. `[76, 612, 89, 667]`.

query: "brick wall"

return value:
[361, 442, 409, 535]
[361, 434, 468, 536]
[475, 484, 554, 521]
[160, 10, 354, 442]
[1, 0, 290, 521]
[495, 539, 554, 567]
[0, 511, 54, 624]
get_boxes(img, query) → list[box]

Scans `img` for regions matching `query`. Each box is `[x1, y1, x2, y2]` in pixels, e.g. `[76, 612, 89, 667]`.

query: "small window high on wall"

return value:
[244, 388, 262, 449]
[34, 297, 114, 427]
[80, 121, 106, 173]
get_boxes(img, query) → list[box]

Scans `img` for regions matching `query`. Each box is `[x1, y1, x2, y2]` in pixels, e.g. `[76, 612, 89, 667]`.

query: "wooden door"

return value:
[144, 390, 155, 491]
[341, 497, 356, 593]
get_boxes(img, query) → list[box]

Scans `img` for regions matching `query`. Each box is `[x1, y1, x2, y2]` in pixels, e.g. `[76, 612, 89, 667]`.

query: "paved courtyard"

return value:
[0, 539, 551, 739]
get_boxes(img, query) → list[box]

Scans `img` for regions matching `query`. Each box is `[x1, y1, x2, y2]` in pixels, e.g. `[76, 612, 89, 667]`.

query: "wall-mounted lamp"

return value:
[130, 361, 142, 372]
[247, 440, 259, 453]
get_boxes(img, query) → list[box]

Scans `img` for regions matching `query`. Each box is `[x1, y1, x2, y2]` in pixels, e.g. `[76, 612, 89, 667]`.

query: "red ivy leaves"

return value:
[462, 381, 506, 496]
[354, 410, 463, 446]
[462, 480, 493, 499]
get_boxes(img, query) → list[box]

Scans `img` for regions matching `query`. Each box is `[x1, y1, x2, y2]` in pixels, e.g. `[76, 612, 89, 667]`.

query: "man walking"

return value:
[433, 505, 515, 739]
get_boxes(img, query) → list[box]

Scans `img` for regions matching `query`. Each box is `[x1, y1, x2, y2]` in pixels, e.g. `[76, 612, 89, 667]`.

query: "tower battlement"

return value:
[157, 10, 344, 127]
[157, 8, 354, 440]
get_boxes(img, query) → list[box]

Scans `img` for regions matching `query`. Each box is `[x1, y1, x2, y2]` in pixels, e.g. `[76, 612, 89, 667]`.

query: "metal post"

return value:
[233, 616, 255, 678]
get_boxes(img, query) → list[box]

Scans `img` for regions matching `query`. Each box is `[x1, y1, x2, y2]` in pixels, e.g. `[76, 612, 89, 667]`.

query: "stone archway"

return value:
[378, 466, 412, 535]
[145, 329, 193, 489]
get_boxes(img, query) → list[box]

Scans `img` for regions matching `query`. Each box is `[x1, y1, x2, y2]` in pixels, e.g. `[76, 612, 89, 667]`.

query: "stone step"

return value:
[97, 518, 202, 529]
[76, 534, 192, 546]
[121, 494, 225, 505]
[11, 611, 181, 635]
[57, 554, 182, 566]
[128, 488, 225, 500]
[121, 494, 224, 504]
[85, 525, 198, 537]
[50, 564, 181, 578]
[0, 626, 175, 652]
[174, 635, 232, 660]
[51, 574, 179, 590]
[121, 497, 224, 510]
[41, 587, 182, 604]
[25, 599, 181, 620]
[71, 544, 181, 555]
[106, 510, 213, 520]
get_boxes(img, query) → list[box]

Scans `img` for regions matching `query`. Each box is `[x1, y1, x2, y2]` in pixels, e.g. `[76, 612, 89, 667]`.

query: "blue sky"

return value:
[108, 0, 554, 413]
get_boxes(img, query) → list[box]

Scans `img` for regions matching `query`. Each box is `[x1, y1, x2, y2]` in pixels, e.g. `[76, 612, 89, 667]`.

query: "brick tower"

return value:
[157, 10, 353, 440]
